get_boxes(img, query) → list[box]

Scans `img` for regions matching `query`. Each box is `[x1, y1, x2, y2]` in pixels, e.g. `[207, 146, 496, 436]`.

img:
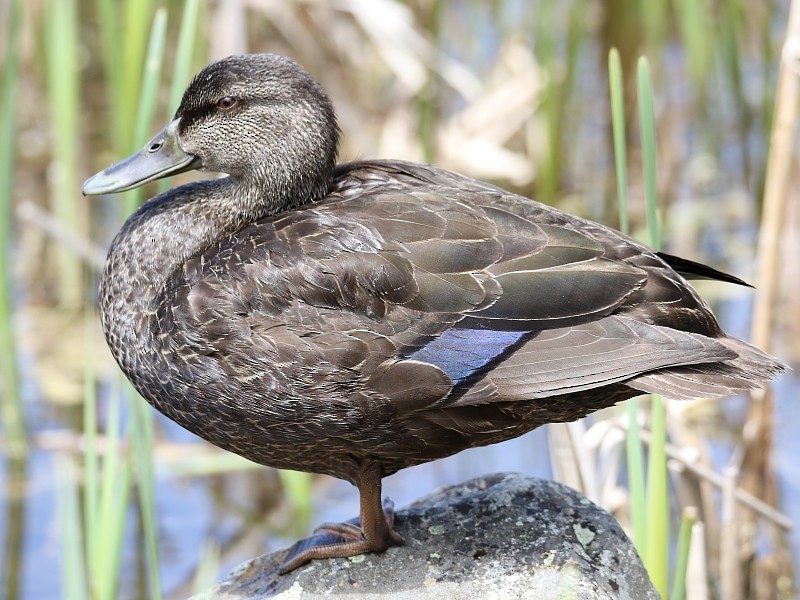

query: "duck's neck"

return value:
[98, 175, 305, 372]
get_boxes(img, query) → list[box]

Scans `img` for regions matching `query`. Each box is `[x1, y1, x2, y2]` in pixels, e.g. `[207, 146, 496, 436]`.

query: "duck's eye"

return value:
[216, 96, 237, 110]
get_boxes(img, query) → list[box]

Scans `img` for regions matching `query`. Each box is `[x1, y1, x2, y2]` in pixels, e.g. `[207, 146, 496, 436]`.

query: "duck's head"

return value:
[83, 54, 340, 208]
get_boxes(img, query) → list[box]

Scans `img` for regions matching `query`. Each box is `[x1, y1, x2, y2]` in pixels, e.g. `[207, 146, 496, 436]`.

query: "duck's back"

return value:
[141, 159, 780, 481]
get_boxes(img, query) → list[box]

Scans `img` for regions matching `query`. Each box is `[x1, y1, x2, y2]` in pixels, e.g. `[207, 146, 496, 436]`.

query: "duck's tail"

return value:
[627, 336, 786, 401]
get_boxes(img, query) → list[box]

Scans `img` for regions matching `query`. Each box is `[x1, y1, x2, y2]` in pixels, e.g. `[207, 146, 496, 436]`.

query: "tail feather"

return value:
[627, 337, 786, 401]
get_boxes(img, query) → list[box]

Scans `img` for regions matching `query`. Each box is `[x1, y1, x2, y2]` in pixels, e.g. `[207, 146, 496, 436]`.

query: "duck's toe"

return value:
[279, 508, 404, 574]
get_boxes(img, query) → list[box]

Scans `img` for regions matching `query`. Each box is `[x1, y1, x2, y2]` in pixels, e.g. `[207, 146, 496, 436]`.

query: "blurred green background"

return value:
[1, 0, 798, 598]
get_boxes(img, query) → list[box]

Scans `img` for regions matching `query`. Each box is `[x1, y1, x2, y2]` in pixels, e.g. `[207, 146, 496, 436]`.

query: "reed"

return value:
[640, 0, 669, 52]
[58, 5, 168, 597]
[125, 7, 167, 216]
[673, 0, 713, 92]
[98, 390, 132, 600]
[94, 0, 155, 156]
[637, 58, 661, 251]
[608, 49, 629, 236]
[159, 0, 201, 196]
[122, 0, 157, 137]
[0, 0, 26, 458]
[610, 49, 687, 599]
[57, 455, 87, 599]
[81, 295, 100, 595]
[637, 56, 669, 599]
[169, 0, 201, 110]
[644, 394, 669, 596]
[670, 508, 698, 600]
[531, 1, 584, 202]
[71, 5, 203, 597]
[94, 0, 124, 150]
[44, 0, 83, 309]
[191, 541, 222, 596]
[608, 49, 649, 559]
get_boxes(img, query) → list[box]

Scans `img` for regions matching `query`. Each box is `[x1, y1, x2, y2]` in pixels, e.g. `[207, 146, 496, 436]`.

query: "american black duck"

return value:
[83, 54, 783, 573]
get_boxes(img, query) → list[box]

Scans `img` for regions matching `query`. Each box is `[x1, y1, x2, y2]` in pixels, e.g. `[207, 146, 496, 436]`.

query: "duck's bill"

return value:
[82, 119, 200, 195]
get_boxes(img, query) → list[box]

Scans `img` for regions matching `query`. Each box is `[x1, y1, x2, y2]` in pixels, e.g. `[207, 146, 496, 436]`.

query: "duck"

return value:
[83, 53, 783, 573]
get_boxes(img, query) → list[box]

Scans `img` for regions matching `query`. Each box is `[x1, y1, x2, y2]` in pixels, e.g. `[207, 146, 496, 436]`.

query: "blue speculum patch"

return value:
[407, 328, 530, 386]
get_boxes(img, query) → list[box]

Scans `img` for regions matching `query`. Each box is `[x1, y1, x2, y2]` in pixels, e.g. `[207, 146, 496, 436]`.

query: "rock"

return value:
[196, 472, 658, 599]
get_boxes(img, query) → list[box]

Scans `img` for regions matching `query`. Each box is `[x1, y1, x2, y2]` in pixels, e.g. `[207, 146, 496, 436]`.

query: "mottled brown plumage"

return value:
[83, 54, 783, 572]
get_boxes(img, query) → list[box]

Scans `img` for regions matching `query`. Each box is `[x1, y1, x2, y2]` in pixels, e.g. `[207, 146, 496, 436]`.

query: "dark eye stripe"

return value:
[177, 103, 216, 134]
[178, 98, 237, 134]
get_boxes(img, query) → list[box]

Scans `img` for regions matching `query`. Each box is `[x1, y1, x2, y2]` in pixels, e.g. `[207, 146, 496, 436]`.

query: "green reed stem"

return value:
[0, 0, 27, 458]
[533, 0, 559, 202]
[125, 8, 168, 214]
[128, 385, 161, 600]
[85, 6, 171, 597]
[416, 0, 443, 164]
[94, 0, 154, 154]
[670, 508, 697, 600]
[625, 397, 646, 550]
[191, 541, 222, 595]
[637, 58, 661, 251]
[609, 49, 629, 236]
[169, 0, 201, 111]
[82, 292, 99, 583]
[608, 48, 648, 557]
[158, 0, 200, 195]
[533, 1, 583, 202]
[94, 0, 124, 148]
[641, 0, 669, 52]
[45, 0, 83, 309]
[94, 377, 131, 600]
[122, 0, 156, 150]
[673, 0, 713, 90]
[645, 394, 669, 595]
[637, 56, 669, 598]
[57, 456, 88, 600]
[133, 8, 169, 145]
[124, 11, 169, 600]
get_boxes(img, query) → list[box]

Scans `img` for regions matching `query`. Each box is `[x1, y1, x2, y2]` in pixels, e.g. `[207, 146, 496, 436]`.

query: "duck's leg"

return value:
[279, 461, 405, 574]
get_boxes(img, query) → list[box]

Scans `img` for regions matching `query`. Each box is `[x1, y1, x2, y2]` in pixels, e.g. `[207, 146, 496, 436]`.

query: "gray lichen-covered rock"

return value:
[197, 473, 658, 599]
